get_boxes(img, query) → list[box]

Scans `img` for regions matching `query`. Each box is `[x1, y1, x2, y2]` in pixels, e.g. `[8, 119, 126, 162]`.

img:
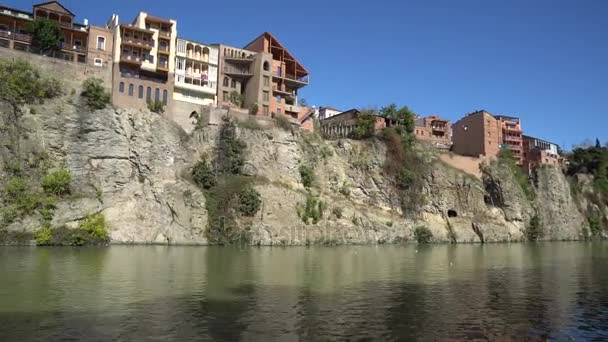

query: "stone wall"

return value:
[0, 47, 112, 91]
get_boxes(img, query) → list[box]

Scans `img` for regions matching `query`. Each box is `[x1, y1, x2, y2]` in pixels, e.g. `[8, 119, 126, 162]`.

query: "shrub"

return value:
[192, 159, 216, 189]
[26, 18, 62, 53]
[349, 110, 377, 139]
[40, 77, 63, 98]
[229, 91, 244, 107]
[0, 59, 62, 112]
[414, 225, 433, 244]
[34, 223, 53, 245]
[0, 206, 19, 228]
[339, 182, 351, 197]
[249, 103, 259, 115]
[238, 186, 261, 216]
[79, 213, 109, 243]
[526, 214, 543, 241]
[332, 206, 343, 219]
[41, 168, 71, 196]
[299, 193, 324, 224]
[81, 78, 110, 110]
[497, 148, 535, 200]
[147, 100, 165, 114]
[299, 164, 315, 188]
[217, 120, 246, 174]
[3, 177, 41, 215]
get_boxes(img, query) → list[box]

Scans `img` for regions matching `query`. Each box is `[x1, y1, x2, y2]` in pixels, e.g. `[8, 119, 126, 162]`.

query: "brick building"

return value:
[320, 109, 387, 138]
[414, 115, 451, 149]
[452, 110, 524, 164]
[523, 135, 560, 174]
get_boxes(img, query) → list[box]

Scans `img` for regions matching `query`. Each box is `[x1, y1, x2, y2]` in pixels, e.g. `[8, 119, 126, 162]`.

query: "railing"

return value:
[120, 55, 142, 64]
[0, 30, 9, 39]
[285, 74, 309, 83]
[185, 72, 209, 81]
[13, 33, 32, 43]
[61, 43, 86, 53]
[158, 45, 169, 53]
[285, 104, 302, 113]
[158, 61, 169, 70]
[159, 31, 171, 39]
[5, 43, 85, 63]
[122, 37, 152, 49]
[223, 66, 252, 76]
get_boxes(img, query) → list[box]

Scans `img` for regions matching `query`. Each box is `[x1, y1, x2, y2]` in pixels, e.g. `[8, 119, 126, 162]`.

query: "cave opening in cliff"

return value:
[448, 209, 458, 217]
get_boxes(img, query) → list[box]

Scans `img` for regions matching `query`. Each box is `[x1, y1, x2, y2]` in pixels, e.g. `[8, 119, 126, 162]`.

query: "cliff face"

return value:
[0, 98, 596, 245]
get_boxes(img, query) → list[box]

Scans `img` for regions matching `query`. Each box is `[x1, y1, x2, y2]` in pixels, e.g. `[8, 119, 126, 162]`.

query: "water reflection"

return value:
[1, 243, 608, 340]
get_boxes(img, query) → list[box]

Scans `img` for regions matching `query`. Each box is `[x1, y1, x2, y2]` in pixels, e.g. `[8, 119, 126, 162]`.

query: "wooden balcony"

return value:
[158, 45, 170, 54]
[120, 55, 143, 66]
[158, 31, 171, 39]
[122, 37, 152, 50]
[13, 33, 32, 43]
[157, 62, 169, 72]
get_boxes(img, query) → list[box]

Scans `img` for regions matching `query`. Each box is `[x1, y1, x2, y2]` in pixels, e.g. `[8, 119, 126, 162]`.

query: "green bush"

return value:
[0, 206, 19, 228]
[349, 110, 377, 139]
[217, 120, 246, 174]
[3, 177, 41, 215]
[497, 148, 535, 201]
[526, 214, 543, 241]
[299, 164, 315, 188]
[81, 78, 110, 110]
[249, 103, 259, 115]
[34, 223, 53, 245]
[147, 100, 165, 114]
[229, 91, 244, 107]
[26, 18, 62, 53]
[192, 159, 216, 189]
[41, 168, 71, 196]
[238, 186, 261, 216]
[0, 59, 62, 111]
[79, 213, 110, 243]
[414, 225, 433, 244]
[299, 193, 324, 225]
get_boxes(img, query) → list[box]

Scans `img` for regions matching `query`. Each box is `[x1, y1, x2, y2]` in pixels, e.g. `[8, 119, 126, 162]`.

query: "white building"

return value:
[318, 106, 342, 120]
[173, 38, 218, 105]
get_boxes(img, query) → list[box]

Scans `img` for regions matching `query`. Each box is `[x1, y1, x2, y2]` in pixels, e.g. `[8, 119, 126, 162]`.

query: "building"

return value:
[0, 1, 89, 63]
[318, 106, 342, 120]
[414, 115, 451, 149]
[108, 12, 177, 111]
[173, 38, 218, 106]
[87, 24, 113, 67]
[523, 135, 560, 174]
[320, 109, 387, 138]
[452, 110, 524, 164]
[216, 32, 309, 118]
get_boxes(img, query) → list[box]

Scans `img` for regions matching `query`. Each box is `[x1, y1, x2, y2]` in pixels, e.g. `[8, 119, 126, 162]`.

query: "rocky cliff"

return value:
[0, 94, 599, 245]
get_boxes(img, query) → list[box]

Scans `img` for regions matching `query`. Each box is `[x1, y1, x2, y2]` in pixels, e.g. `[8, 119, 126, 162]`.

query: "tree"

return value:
[596, 138, 602, 149]
[191, 159, 216, 189]
[26, 18, 62, 54]
[81, 78, 110, 110]
[379, 103, 398, 118]
[249, 103, 259, 115]
[350, 110, 377, 139]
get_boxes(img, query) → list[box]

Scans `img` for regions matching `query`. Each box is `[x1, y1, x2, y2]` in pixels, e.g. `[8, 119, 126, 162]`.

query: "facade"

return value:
[108, 12, 177, 111]
[87, 25, 113, 67]
[452, 110, 524, 164]
[523, 135, 560, 174]
[216, 44, 262, 112]
[414, 115, 452, 149]
[0, 1, 88, 63]
[174, 38, 218, 106]
[320, 109, 387, 138]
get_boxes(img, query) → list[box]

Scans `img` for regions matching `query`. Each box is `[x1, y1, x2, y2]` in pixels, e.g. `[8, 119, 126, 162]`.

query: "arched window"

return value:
[155, 88, 160, 101]
[146, 87, 152, 100]
[263, 61, 269, 71]
[162, 90, 168, 105]
[119, 82, 125, 93]
[138, 85, 143, 99]
[223, 77, 229, 87]
[231, 79, 236, 88]
[128, 84, 134, 96]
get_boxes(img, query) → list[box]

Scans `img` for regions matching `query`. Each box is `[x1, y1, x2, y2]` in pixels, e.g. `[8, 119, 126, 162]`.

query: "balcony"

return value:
[122, 37, 152, 50]
[120, 55, 143, 65]
[0, 30, 9, 39]
[158, 31, 171, 39]
[61, 43, 86, 53]
[223, 66, 252, 78]
[285, 104, 302, 113]
[224, 55, 254, 64]
[13, 32, 32, 43]
[274, 72, 309, 86]
[157, 61, 169, 71]
[158, 45, 170, 54]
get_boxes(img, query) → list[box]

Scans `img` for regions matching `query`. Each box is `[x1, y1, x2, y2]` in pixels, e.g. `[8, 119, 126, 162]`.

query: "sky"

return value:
[9, 0, 608, 149]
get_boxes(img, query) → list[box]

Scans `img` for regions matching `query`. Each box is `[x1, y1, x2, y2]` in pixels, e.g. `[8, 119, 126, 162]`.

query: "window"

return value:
[128, 84, 134, 96]
[223, 91, 228, 101]
[263, 105, 269, 115]
[74, 39, 82, 48]
[223, 77, 229, 87]
[276, 95, 281, 103]
[97, 36, 105, 50]
[148, 55, 154, 63]
[119, 82, 125, 93]
[263, 61, 269, 71]
[162, 90, 168, 105]
[176, 58, 185, 71]
[277, 66, 282, 76]
[263, 91, 269, 101]
[146, 87, 152, 100]
[263, 76, 269, 87]
[94, 58, 103, 66]
[138, 85, 143, 99]
[155, 88, 160, 102]
[231, 79, 236, 88]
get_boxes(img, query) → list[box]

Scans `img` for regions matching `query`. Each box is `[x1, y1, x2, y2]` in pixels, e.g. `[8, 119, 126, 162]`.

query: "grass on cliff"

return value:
[496, 148, 536, 201]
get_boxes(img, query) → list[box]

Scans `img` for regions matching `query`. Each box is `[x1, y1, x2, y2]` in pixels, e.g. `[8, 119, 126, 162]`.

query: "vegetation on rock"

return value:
[297, 192, 325, 225]
[414, 225, 433, 244]
[191, 158, 216, 189]
[299, 164, 315, 188]
[41, 168, 71, 196]
[238, 186, 262, 216]
[81, 78, 110, 110]
[526, 214, 543, 241]
[497, 148, 535, 201]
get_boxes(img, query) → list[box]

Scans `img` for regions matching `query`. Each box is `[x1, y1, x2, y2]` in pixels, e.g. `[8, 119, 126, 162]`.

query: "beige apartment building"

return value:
[216, 32, 309, 119]
[452, 110, 524, 164]
[108, 12, 177, 111]
[173, 38, 218, 107]
[414, 115, 452, 149]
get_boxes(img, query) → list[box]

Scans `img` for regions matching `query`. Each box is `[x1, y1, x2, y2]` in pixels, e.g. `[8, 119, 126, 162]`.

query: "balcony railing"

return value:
[0, 30, 10, 39]
[285, 104, 302, 113]
[13, 33, 32, 43]
[158, 61, 169, 70]
[274, 72, 309, 84]
[61, 43, 86, 53]
[122, 37, 153, 49]
[158, 45, 170, 53]
[223, 66, 252, 76]
[120, 55, 143, 64]
[159, 31, 171, 39]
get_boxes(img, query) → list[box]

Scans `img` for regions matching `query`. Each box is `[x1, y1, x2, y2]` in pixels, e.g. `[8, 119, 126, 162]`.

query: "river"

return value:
[0, 243, 607, 341]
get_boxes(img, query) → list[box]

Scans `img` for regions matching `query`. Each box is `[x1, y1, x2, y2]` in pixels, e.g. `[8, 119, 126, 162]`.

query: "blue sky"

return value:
[10, 0, 608, 149]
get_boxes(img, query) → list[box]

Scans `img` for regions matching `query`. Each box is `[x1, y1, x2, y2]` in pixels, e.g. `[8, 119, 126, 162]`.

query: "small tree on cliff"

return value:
[26, 18, 62, 54]
[81, 78, 110, 110]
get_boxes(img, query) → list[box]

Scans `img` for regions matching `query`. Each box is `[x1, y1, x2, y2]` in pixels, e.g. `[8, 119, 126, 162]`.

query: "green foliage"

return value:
[379, 103, 416, 136]
[3, 177, 41, 215]
[350, 110, 377, 139]
[526, 214, 543, 242]
[298, 192, 325, 225]
[299, 164, 315, 188]
[192, 158, 216, 189]
[238, 186, 261, 216]
[216, 119, 246, 174]
[229, 91, 244, 107]
[41, 168, 71, 196]
[26, 18, 62, 53]
[81, 78, 110, 110]
[386, 220, 394, 227]
[249, 102, 259, 115]
[414, 225, 433, 244]
[0, 59, 63, 111]
[147, 100, 165, 114]
[0, 206, 19, 229]
[568, 144, 608, 202]
[497, 148, 535, 201]
[34, 223, 53, 246]
[78, 213, 109, 243]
